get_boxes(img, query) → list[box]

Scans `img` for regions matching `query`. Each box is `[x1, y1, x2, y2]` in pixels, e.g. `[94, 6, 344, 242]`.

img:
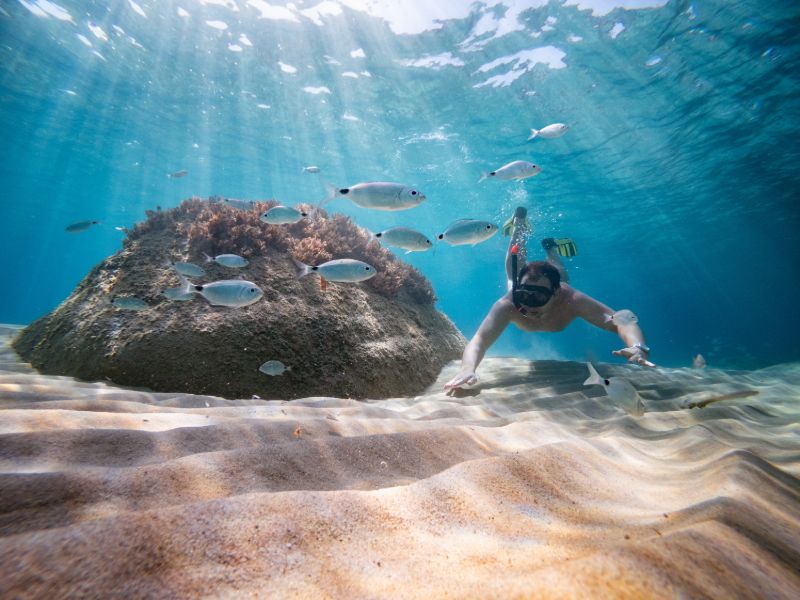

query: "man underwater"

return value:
[444, 207, 655, 394]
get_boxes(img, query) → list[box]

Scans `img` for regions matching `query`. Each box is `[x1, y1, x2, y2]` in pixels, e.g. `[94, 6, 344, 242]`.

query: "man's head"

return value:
[515, 261, 561, 308]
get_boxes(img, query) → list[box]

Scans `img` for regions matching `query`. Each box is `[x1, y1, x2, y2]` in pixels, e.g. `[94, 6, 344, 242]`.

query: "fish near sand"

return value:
[528, 123, 568, 140]
[259, 360, 289, 376]
[322, 182, 426, 211]
[584, 363, 645, 417]
[167, 170, 188, 178]
[683, 389, 758, 409]
[604, 309, 639, 327]
[479, 160, 541, 183]
[204, 253, 248, 268]
[293, 257, 376, 291]
[260, 205, 309, 225]
[692, 354, 706, 369]
[179, 279, 264, 307]
[437, 219, 498, 246]
[374, 227, 432, 253]
[66, 220, 100, 233]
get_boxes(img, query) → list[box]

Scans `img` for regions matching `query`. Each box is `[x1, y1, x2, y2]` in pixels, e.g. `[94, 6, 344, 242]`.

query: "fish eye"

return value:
[365, 266, 371, 270]
[410, 190, 417, 195]
[250, 288, 256, 293]
[486, 225, 491, 229]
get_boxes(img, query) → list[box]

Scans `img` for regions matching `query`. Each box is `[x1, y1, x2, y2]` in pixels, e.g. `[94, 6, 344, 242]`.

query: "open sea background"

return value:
[1, 0, 798, 371]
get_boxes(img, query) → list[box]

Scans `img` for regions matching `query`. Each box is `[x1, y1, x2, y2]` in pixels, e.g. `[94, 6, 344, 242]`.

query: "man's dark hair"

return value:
[518, 261, 561, 290]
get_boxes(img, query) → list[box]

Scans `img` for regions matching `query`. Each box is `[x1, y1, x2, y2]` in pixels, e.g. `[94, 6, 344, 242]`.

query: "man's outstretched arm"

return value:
[572, 290, 655, 367]
[444, 299, 512, 391]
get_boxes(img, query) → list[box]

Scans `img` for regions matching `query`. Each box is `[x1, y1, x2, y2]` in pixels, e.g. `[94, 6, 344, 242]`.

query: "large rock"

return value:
[14, 198, 465, 399]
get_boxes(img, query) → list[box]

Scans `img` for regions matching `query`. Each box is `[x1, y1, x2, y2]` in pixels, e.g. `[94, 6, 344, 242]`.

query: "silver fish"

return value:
[66, 220, 100, 233]
[479, 160, 541, 182]
[259, 360, 289, 376]
[437, 219, 498, 246]
[168, 170, 188, 178]
[183, 279, 264, 307]
[294, 258, 376, 283]
[110, 296, 149, 310]
[260, 205, 309, 225]
[584, 363, 644, 417]
[173, 262, 206, 277]
[604, 310, 638, 327]
[210, 196, 257, 211]
[374, 227, 432, 253]
[528, 123, 568, 140]
[692, 354, 706, 369]
[324, 182, 426, 211]
[204, 253, 248, 268]
[302, 166, 320, 173]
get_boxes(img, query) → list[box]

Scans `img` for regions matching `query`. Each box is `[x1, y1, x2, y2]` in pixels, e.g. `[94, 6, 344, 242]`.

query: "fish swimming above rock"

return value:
[479, 160, 541, 182]
[65, 220, 100, 233]
[167, 170, 188, 178]
[604, 309, 639, 327]
[179, 279, 264, 307]
[374, 227, 433, 253]
[528, 123, 568, 140]
[204, 253, 248, 268]
[109, 296, 149, 310]
[437, 219, 498, 246]
[584, 363, 645, 417]
[172, 261, 206, 277]
[210, 197, 257, 211]
[323, 182, 426, 211]
[293, 257, 376, 291]
[260, 205, 310, 225]
[259, 360, 289, 376]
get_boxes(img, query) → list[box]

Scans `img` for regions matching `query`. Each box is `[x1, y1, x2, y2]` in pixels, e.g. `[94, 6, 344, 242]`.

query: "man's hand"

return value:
[444, 370, 477, 396]
[613, 346, 656, 367]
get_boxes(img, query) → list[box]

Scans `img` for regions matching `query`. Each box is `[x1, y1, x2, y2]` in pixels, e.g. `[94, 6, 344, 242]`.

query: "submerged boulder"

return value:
[14, 198, 465, 399]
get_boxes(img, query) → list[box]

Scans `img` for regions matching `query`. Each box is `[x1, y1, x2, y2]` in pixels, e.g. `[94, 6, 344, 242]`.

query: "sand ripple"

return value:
[1, 327, 799, 598]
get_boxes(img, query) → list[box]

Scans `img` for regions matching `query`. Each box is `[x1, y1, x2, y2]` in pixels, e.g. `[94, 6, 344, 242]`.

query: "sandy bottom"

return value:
[1, 325, 799, 599]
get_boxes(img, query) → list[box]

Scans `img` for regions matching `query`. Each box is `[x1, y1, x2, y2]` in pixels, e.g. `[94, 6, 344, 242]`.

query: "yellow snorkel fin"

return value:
[542, 237, 578, 257]
[502, 206, 531, 237]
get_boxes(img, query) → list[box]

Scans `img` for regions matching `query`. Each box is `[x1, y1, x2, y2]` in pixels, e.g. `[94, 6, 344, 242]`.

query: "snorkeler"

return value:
[444, 207, 655, 394]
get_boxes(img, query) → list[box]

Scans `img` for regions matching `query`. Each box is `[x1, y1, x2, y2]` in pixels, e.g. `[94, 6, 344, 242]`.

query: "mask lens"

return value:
[515, 284, 553, 307]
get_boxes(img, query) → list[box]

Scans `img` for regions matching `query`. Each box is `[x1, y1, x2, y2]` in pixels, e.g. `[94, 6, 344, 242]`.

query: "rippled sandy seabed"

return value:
[1, 324, 798, 599]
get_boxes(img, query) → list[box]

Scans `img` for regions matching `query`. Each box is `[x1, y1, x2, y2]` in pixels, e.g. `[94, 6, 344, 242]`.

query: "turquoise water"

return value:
[1, 0, 798, 370]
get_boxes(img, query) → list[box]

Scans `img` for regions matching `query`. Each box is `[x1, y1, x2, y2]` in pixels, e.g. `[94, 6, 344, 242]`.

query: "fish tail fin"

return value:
[478, 172, 488, 183]
[404, 249, 412, 254]
[604, 314, 612, 323]
[292, 257, 313, 278]
[180, 276, 197, 294]
[528, 128, 539, 141]
[203, 252, 213, 263]
[316, 182, 337, 214]
[584, 363, 603, 386]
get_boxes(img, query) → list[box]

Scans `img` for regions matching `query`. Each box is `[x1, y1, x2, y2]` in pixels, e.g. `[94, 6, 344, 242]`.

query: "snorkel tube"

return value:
[510, 244, 525, 313]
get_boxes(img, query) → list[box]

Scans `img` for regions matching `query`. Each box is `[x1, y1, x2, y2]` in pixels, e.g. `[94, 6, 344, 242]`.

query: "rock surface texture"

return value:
[13, 198, 465, 399]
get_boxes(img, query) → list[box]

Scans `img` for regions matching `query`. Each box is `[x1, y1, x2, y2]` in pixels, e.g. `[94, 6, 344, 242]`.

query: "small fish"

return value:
[604, 309, 639, 327]
[323, 182, 426, 211]
[168, 170, 188, 178]
[162, 277, 195, 301]
[180, 278, 264, 307]
[210, 196, 257, 211]
[110, 296, 149, 311]
[374, 227, 432, 253]
[171, 261, 206, 277]
[437, 219, 498, 246]
[66, 220, 100, 233]
[302, 166, 320, 173]
[479, 160, 541, 182]
[259, 360, 289, 376]
[260, 205, 309, 225]
[684, 389, 758, 409]
[293, 258, 376, 285]
[203, 253, 248, 268]
[584, 363, 645, 416]
[528, 123, 568, 140]
[692, 354, 706, 369]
